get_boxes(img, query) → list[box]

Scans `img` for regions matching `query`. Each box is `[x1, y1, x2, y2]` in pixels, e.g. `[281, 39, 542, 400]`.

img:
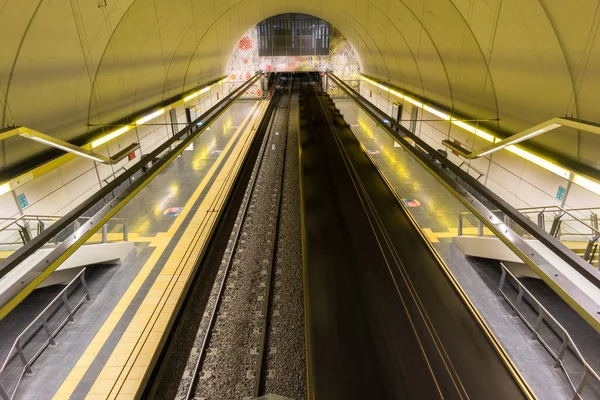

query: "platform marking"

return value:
[52, 101, 262, 400]
[89, 102, 267, 399]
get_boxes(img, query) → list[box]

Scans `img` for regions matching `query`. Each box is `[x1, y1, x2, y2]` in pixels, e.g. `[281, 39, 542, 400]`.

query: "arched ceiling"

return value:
[1, 0, 600, 170]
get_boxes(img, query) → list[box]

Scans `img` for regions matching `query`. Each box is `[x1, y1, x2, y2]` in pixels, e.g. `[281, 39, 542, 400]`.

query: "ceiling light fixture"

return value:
[360, 75, 599, 186]
[26, 135, 105, 163]
[0, 182, 10, 197]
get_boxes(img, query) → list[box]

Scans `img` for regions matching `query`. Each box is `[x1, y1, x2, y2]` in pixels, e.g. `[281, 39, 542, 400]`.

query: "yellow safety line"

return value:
[52, 100, 261, 400]
[91, 102, 265, 399]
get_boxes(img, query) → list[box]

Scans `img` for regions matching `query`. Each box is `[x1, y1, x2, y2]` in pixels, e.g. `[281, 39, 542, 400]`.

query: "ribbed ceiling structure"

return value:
[1, 0, 600, 170]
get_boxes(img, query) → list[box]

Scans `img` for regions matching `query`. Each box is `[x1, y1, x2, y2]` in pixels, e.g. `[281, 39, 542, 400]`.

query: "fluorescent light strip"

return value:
[29, 136, 104, 163]
[507, 145, 570, 179]
[0, 182, 10, 197]
[574, 174, 600, 196]
[499, 123, 563, 149]
[403, 95, 423, 108]
[360, 75, 578, 182]
[136, 108, 164, 125]
[478, 145, 509, 158]
[92, 80, 220, 149]
[390, 89, 404, 99]
[184, 86, 211, 102]
[424, 105, 450, 121]
[450, 120, 496, 143]
[91, 125, 132, 149]
[183, 92, 200, 102]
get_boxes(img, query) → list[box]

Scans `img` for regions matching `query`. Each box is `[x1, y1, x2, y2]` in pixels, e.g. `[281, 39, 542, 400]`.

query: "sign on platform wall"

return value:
[16, 193, 28, 209]
[556, 185, 567, 201]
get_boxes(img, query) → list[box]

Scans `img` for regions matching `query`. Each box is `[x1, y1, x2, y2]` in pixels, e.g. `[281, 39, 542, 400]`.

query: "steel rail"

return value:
[0, 74, 261, 319]
[254, 75, 293, 398]
[184, 76, 283, 400]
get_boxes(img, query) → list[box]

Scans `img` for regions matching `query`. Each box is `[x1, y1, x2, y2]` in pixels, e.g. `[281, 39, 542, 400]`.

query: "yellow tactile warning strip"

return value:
[52, 100, 266, 400]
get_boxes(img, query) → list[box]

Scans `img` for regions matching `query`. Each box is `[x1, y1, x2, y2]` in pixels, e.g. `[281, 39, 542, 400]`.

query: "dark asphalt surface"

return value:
[298, 89, 533, 400]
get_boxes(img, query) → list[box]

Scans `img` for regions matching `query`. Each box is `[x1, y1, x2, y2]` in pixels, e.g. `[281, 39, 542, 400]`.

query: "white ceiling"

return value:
[1, 0, 600, 170]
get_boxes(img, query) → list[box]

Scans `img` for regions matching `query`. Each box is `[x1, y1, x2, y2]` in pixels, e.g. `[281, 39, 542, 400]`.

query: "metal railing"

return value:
[457, 205, 600, 266]
[519, 206, 600, 265]
[0, 268, 91, 400]
[518, 205, 600, 237]
[0, 215, 128, 248]
[498, 262, 600, 399]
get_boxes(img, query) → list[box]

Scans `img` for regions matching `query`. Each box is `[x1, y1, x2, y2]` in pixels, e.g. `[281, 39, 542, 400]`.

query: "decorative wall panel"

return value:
[226, 24, 360, 98]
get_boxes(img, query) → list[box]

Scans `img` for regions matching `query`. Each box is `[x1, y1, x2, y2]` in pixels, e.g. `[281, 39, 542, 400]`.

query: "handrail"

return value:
[0, 215, 129, 248]
[518, 207, 600, 237]
[515, 205, 600, 213]
[0, 268, 90, 400]
[459, 204, 600, 239]
[498, 263, 600, 398]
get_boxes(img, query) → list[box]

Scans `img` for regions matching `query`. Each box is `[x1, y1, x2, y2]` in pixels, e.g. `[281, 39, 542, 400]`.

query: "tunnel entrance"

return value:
[226, 14, 360, 98]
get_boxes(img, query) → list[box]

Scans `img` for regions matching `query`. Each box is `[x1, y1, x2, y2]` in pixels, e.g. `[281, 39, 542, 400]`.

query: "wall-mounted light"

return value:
[0, 182, 10, 197]
[573, 174, 600, 196]
[360, 74, 600, 193]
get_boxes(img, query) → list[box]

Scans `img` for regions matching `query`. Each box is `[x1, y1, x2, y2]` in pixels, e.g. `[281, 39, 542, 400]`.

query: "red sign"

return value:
[402, 198, 421, 208]
[452, 140, 461, 156]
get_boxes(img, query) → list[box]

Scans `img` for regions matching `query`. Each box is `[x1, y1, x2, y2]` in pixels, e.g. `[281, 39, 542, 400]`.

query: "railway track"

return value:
[177, 74, 294, 400]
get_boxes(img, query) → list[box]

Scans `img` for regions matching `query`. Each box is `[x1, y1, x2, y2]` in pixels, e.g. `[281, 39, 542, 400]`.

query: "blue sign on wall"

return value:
[17, 193, 28, 209]
[556, 185, 567, 201]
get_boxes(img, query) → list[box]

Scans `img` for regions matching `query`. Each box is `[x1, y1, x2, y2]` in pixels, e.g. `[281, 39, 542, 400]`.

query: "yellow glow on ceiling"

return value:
[184, 86, 211, 102]
[136, 108, 165, 125]
[360, 75, 600, 194]
[91, 125, 132, 149]
[573, 174, 600, 196]
[0, 182, 10, 197]
[89, 81, 219, 151]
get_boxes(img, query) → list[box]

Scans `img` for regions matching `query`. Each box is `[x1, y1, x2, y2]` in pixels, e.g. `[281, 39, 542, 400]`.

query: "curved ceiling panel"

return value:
[1, 0, 599, 170]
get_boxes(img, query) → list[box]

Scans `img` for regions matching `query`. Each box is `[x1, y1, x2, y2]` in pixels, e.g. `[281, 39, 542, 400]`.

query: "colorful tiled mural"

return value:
[226, 25, 360, 97]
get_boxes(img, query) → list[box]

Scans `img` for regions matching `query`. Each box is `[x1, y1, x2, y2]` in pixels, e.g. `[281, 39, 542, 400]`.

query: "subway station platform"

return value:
[1, 94, 599, 399]
[0, 100, 266, 399]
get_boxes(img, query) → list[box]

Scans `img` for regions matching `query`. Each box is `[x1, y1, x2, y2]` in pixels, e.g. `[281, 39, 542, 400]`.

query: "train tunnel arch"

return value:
[0, 0, 598, 170]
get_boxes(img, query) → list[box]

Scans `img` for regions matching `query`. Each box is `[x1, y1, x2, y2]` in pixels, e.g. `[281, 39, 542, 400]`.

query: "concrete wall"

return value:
[359, 79, 600, 218]
[0, 82, 226, 228]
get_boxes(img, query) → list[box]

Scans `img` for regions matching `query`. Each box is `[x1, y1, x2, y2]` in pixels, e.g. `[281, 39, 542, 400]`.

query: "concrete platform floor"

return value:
[0, 100, 262, 400]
